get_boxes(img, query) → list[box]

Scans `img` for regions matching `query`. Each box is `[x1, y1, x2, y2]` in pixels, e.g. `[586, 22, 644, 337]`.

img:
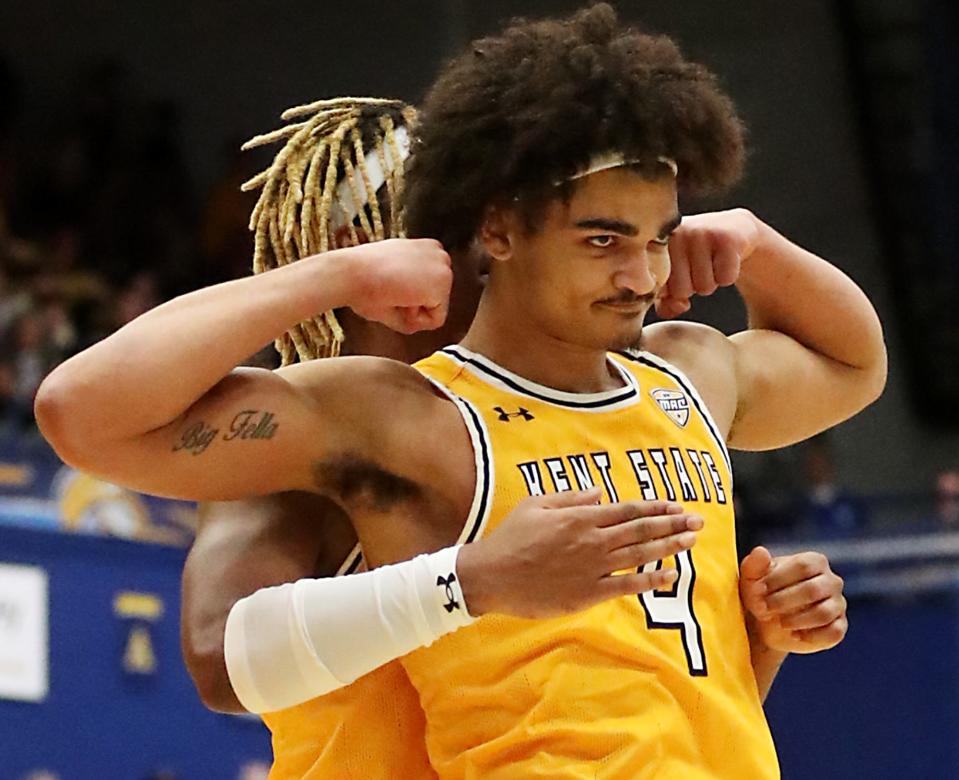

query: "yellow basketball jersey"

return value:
[262, 547, 437, 780]
[404, 345, 779, 779]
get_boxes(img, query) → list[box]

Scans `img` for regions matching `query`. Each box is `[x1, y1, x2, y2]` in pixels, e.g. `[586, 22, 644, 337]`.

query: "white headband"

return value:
[331, 124, 411, 230]
[564, 151, 678, 183]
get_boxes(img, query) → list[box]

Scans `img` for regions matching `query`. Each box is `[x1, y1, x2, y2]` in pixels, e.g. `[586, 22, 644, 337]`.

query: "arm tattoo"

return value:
[224, 410, 280, 441]
[172, 421, 219, 455]
[172, 410, 279, 456]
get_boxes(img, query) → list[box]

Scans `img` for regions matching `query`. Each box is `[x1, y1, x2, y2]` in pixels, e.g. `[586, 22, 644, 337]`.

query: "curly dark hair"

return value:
[405, 3, 746, 250]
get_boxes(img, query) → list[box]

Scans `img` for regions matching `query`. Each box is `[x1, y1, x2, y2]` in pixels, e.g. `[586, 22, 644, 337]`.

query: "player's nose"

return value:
[612, 251, 658, 297]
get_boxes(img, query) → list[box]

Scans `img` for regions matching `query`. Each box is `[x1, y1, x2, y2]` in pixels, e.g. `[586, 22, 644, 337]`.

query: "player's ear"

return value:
[478, 202, 516, 264]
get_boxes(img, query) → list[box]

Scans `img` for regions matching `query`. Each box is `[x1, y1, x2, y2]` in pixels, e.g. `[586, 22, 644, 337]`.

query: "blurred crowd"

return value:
[736, 435, 959, 544]
[0, 55, 257, 436]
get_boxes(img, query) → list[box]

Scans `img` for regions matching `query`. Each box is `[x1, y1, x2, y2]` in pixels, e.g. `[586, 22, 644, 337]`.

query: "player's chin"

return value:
[562, 311, 645, 353]
[599, 318, 645, 353]
[606, 328, 644, 353]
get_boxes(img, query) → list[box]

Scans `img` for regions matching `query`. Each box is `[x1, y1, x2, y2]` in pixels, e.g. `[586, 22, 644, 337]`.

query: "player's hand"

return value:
[740, 546, 847, 654]
[344, 238, 453, 334]
[655, 208, 760, 319]
[458, 487, 703, 619]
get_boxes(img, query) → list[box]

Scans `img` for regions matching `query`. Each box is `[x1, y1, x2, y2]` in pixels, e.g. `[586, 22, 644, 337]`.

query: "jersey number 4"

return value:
[638, 550, 708, 676]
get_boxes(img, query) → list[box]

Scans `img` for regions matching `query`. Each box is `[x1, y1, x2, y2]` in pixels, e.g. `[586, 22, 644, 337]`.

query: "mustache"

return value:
[596, 292, 655, 306]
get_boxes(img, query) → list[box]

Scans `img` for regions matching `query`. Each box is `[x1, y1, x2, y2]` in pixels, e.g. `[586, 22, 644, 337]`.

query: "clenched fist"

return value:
[346, 238, 453, 334]
[740, 546, 847, 655]
[656, 208, 760, 319]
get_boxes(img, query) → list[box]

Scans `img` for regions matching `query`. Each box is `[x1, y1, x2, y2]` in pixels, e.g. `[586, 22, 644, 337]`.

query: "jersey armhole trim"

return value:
[335, 544, 363, 577]
[423, 377, 494, 545]
[333, 368, 493, 575]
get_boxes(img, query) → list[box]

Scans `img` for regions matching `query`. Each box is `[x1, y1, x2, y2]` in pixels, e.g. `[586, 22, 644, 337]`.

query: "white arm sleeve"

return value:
[223, 544, 474, 714]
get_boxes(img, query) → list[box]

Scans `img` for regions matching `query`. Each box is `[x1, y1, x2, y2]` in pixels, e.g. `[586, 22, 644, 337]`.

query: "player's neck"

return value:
[460, 295, 624, 394]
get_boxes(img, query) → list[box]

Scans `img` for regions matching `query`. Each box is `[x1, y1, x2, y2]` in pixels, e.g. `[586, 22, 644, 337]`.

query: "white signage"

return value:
[0, 564, 49, 702]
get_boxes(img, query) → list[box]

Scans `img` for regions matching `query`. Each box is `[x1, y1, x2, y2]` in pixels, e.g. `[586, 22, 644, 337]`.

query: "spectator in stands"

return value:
[0, 265, 29, 339]
[38, 225, 110, 309]
[792, 434, 869, 537]
[0, 358, 14, 430]
[7, 310, 57, 430]
[932, 467, 959, 528]
[115, 271, 160, 327]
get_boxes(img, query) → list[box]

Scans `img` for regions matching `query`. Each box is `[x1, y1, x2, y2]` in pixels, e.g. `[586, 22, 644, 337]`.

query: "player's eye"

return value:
[587, 235, 616, 248]
[650, 236, 671, 249]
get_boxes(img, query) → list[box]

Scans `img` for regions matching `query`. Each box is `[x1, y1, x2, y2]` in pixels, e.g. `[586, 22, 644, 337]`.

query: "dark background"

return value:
[2, 0, 955, 494]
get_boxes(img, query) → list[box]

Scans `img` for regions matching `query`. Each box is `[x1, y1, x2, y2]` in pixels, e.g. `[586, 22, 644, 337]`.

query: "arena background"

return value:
[0, 1, 955, 778]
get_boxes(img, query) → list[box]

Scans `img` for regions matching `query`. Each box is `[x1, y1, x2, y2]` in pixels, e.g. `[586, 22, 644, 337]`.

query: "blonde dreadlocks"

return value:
[241, 97, 416, 363]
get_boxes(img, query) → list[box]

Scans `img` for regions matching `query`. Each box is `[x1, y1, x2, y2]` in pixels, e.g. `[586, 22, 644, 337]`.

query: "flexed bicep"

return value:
[50, 365, 322, 499]
[43, 358, 403, 502]
[728, 328, 878, 451]
[35, 239, 455, 502]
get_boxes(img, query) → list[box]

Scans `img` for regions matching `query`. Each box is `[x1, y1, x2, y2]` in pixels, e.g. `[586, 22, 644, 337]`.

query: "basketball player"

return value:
[36, 6, 880, 777]
[181, 98, 847, 779]
[183, 96, 721, 780]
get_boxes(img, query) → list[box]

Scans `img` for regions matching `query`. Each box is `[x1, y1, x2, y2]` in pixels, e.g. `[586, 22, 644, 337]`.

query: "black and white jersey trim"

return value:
[425, 377, 494, 545]
[335, 543, 364, 577]
[332, 380, 493, 574]
[620, 350, 733, 479]
[441, 345, 640, 411]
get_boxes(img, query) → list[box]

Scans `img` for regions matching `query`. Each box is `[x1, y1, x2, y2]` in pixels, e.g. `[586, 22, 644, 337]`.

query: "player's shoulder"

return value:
[275, 355, 435, 399]
[275, 355, 456, 446]
[639, 320, 738, 434]
[640, 320, 733, 367]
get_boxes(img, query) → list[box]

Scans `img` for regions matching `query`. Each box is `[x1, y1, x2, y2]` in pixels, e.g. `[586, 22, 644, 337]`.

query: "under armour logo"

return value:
[436, 573, 460, 612]
[494, 406, 534, 422]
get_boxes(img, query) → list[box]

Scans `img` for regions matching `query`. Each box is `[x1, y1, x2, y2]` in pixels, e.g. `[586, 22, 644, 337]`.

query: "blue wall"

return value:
[3, 523, 954, 779]
[0, 526, 271, 780]
[765, 592, 959, 779]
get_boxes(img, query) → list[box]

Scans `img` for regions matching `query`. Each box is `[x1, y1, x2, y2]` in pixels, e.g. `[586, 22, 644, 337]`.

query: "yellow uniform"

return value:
[405, 345, 779, 779]
[262, 547, 437, 780]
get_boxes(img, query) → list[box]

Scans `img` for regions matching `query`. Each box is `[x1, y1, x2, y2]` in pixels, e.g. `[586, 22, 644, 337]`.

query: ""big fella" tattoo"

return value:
[172, 410, 279, 456]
